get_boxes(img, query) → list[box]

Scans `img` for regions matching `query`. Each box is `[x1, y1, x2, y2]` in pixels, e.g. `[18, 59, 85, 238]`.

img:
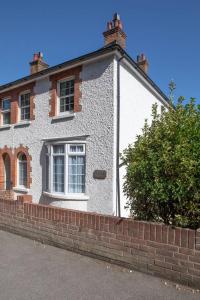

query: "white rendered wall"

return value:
[119, 60, 168, 217]
[0, 56, 116, 215]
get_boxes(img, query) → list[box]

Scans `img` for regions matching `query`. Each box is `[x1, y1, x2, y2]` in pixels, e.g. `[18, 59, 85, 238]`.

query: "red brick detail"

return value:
[0, 146, 14, 190]
[14, 146, 32, 189]
[0, 82, 35, 124]
[196, 230, 200, 251]
[103, 27, 126, 49]
[103, 14, 126, 49]
[17, 195, 32, 203]
[30, 90, 36, 121]
[137, 60, 149, 74]
[0, 190, 14, 200]
[49, 66, 82, 117]
[30, 52, 49, 75]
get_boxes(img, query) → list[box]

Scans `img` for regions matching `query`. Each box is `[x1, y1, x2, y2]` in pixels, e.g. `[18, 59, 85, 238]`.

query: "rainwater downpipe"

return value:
[116, 54, 124, 217]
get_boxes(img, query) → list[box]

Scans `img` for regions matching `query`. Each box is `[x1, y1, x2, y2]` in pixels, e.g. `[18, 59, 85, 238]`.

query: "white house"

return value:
[0, 14, 169, 217]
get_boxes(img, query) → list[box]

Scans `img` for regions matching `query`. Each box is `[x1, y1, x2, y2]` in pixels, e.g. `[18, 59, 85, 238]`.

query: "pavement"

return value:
[0, 230, 199, 300]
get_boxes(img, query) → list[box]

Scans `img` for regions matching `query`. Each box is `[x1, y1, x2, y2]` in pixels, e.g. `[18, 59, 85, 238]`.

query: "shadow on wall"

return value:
[81, 57, 112, 82]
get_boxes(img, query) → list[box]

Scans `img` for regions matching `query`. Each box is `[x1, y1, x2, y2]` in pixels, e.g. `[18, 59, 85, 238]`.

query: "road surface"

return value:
[0, 230, 199, 300]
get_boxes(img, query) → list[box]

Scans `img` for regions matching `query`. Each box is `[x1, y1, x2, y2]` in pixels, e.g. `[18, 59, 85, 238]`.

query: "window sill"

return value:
[52, 113, 75, 121]
[43, 191, 89, 201]
[0, 124, 11, 130]
[13, 187, 30, 193]
[14, 120, 31, 128]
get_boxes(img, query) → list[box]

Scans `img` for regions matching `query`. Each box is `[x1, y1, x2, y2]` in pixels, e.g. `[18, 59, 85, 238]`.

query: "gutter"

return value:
[0, 46, 116, 93]
[0, 44, 169, 108]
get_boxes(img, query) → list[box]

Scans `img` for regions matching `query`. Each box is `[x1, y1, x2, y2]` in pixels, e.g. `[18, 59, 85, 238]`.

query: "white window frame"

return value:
[45, 146, 50, 192]
[57, 77, 75, 116]
[19, 90, 31, 122]
[17, 153, 27, 188]
[1, 98, 11, 125]
[47, 143, 86, 196]
[51, 144, 65, 194]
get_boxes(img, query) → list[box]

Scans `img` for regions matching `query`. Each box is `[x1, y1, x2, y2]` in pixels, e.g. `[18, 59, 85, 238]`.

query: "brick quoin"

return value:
[49, 66, 82, 117]
[0, 198, 199, 288]
[0, 82, 36, 124]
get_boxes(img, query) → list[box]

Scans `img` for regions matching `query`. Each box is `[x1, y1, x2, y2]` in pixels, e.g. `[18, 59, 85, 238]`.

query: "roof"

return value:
[0, 43, 169, 104]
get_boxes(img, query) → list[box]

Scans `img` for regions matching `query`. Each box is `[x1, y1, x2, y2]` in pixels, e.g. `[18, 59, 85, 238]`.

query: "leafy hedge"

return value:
[122, 98, 200, 229]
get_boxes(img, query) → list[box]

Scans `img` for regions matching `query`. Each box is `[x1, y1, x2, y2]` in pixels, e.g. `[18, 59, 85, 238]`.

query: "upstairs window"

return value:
[58, 79, 74, 114]
[19, 92, 30, 121]
[1, 99, 11, 125]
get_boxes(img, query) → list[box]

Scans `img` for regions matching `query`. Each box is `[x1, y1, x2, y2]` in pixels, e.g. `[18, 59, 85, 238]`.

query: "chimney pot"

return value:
[137, 53, 149, 74]
[33, 53, 38, 61]
[113, 13, 120, 21]
[118, 20, 123, 30]
[107, 22, 112, 30]
[30, 52, 49, 75]
[103, 13, 126, 49]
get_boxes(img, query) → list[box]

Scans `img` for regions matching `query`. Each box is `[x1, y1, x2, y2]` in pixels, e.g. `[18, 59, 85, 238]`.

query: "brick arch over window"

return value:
[14, 146, 32, 189]
[0, 146, 13, 190]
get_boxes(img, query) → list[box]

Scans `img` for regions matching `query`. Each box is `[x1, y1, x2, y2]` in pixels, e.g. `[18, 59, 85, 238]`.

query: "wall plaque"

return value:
[93, 170, 107, 180]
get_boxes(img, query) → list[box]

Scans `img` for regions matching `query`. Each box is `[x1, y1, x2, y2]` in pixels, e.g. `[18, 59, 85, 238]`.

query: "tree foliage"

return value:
[122, 98, 200, 229]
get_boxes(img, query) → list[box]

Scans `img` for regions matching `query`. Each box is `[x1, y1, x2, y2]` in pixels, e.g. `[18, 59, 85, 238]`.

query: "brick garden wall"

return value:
[0, 198, 199, 288]
[0, 190, 14, 200]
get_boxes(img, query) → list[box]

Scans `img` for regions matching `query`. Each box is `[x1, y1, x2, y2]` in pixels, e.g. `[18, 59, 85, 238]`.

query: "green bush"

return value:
[122, 98, 200, 229]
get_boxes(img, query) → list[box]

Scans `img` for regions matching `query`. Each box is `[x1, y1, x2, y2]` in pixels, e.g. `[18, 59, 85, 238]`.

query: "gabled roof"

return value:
[0, 43, 169, 104]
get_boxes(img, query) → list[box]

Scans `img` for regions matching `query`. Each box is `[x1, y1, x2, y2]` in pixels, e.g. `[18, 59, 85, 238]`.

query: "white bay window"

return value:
[46, 144, 86, 195]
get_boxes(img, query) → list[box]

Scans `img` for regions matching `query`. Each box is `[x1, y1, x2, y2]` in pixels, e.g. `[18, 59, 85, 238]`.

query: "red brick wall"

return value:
[0, 198, 199, 288]
[0, 190, 14, 200]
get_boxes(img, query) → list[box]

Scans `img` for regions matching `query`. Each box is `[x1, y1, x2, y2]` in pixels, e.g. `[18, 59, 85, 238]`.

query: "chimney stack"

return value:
[103, 13, 126, 49]
[137, 54, 149, 74]
[29, 52, 49, 75]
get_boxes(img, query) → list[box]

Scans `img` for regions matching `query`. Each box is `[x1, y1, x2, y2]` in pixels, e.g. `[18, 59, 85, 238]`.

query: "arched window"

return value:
[18, 153, 27, 187]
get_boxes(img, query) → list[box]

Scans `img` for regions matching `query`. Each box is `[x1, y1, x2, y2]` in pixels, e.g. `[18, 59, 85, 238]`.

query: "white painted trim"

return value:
[48, 142, 86, 195]
[13, 187, 29, 193]
[43, 191, 89, 201]
[43, 135, 89, 143]
[1, 98, 11, 126]
[57, 77, 75, 116]
[0, 124, 11, 130]
[14, 120, 31, 128]
[52, 113, 75, 120]
[18, 90, 31, 122]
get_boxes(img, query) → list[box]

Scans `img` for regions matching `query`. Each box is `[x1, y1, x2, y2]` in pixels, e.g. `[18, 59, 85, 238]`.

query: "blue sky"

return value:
[0, 0, 199, 102]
